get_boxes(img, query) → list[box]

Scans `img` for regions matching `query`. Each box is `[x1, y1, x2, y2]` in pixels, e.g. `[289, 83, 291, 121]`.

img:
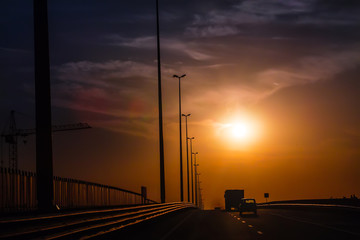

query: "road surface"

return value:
[94, 207, 360, 240]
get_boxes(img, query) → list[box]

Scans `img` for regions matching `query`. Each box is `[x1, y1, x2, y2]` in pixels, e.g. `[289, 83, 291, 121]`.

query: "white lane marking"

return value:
[234, 216, 264, 235]
[269, 213, 360, 237]
[160, 210, 195, 240]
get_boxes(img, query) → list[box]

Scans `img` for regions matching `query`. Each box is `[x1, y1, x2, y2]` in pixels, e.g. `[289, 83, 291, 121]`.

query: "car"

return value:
[239, 198, 257, 215]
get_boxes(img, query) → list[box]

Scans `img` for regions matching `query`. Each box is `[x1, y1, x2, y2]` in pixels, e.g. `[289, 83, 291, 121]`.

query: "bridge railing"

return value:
[0, 167, 156, 212]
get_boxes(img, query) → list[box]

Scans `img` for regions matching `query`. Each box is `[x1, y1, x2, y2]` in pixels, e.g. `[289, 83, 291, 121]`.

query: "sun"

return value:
[215, 113, 261, 147]
[231, 123, 250, 140]
[217, 118, 259, 145]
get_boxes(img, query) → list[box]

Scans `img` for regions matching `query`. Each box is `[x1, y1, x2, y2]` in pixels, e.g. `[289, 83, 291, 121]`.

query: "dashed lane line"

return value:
[230, 213, 265, 236]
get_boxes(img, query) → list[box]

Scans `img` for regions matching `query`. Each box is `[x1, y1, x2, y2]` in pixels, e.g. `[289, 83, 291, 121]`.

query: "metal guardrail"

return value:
[0, 202, 195, 239]
[258, 203, 360, 211]
[0, 167, 156, 212]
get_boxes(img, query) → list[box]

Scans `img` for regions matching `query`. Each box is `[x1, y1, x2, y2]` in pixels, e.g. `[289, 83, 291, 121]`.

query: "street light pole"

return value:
[197, 177, 202, 208]
[193, 152, 199, 206]
[156, 0, 165, 203]
[173, 74, 186, 202]
[188, 137, 195, 203]
[34, 0, 54, 212]
[182, 113, 191, 202]
[198, 182, 203, 209]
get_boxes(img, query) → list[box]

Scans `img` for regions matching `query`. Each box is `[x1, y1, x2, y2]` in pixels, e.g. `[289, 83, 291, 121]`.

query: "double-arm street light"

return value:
[173, 74, 186, 202]
[182, 114, 191, 202]
[188, 137, 195, 203]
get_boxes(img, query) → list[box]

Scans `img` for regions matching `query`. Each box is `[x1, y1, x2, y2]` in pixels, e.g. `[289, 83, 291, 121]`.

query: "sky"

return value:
[1, 0, 360, 209]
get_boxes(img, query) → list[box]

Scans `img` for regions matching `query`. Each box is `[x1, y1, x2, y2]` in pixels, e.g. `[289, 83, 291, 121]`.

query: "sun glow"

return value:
[230, 123, 251, 140]
[215, 114, 261, 147]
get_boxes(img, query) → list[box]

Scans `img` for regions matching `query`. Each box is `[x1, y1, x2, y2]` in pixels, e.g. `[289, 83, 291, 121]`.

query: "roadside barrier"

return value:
[0, 167, 156, 212]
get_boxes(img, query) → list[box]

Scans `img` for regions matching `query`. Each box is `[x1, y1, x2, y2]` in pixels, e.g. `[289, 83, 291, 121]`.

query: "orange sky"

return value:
[2, 1, 360, 209]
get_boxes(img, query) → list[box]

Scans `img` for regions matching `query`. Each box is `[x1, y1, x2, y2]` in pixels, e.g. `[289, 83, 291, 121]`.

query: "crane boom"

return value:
[15, 123, 91, 136]
[1, 111, 91, 169]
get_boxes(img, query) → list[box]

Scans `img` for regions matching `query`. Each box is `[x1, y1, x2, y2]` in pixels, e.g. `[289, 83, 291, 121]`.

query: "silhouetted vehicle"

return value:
[224, 189, 244, 211]
[239, 198, 257, 215]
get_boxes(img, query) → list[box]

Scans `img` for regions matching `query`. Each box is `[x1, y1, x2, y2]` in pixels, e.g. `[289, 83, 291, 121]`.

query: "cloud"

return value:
[185, 0, 359, 38]
[235, 0, 314, 16]
[49, 1, 360, 137]
[185, 0, 313, 38]
[109, 36, 156, 48]
[255, 48, 360, 99]
[56, 60, 156, 87]
[0, 47, 30, 53]
[107, 35, 214, 60]
[186, 24, 239, 37]
[175, 46, 360, 121]
[53, 60, 159, 137]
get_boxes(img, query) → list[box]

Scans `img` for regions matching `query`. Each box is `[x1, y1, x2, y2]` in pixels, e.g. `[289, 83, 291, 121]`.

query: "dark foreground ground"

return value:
[93, 207, 360, 240]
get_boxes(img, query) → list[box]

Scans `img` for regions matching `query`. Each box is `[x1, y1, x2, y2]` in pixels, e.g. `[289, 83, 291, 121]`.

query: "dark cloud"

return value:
[315, 0, 360, 11]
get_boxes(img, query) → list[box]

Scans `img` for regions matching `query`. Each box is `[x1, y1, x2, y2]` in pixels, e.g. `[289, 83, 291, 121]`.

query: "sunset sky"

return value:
[1, 0, 360, 209]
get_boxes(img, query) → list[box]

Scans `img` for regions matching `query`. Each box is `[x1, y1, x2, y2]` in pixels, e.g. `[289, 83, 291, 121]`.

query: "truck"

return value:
[224, 189, 244, 211]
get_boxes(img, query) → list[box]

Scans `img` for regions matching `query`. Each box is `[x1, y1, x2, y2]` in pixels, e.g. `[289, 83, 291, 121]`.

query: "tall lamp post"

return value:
[199, 182, 203, 209]
[197, 176, 202, 208]
[193, 152, 199, 206]
[173, 74, 186, 202]
[156, 0, 165, 203]
[182, 113, 191, 202]
[34, 0, 54, 211]
[188, 137, 195, 203]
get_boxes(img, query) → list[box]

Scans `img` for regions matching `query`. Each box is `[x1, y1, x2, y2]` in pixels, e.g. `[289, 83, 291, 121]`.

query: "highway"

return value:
[94, 207, 360, 240]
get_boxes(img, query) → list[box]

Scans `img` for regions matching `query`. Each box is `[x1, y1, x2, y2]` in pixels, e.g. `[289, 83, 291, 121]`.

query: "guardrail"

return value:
[258, 198, 360, 207]
[0, 202, 195, 239]
[257, 203, 360, 212]
[0, 167, 156, 212]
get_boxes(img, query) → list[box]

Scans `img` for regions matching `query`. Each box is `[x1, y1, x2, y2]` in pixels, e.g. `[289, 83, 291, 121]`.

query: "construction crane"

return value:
[1, 110, 91, 169]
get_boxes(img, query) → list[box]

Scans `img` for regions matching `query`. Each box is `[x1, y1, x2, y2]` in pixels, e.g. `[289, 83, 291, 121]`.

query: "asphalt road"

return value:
[95, 207, 360, 240]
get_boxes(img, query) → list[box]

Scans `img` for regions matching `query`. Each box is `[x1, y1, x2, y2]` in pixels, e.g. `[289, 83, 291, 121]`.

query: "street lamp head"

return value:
[182, 113, 191, 117]
[173, 74, 186, 79]
[188, 137, 194, 140]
